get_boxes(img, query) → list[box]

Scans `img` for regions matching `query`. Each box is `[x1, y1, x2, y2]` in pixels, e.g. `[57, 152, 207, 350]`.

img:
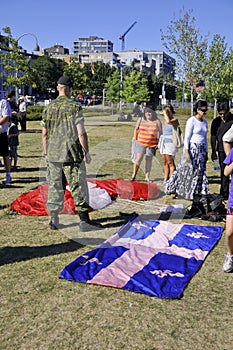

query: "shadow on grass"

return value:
[21, 129, 42, 134]
[60, 214, 130, 229]
[0, 177, 39, 188]
[14, 167, 41, 172]
[17, 155, 42, 159]
[0, 184, 25, 189]
[12, 177, 40, 184]
[0, 241, 83, 266]
[87, 173, 112, 178]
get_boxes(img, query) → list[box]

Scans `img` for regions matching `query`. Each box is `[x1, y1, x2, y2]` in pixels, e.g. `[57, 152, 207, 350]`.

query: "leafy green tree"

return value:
[81, 63, 93, 93]
[0, 27, 34, 94]
[64, 61, 114, 98]
[0, 27, 66, 99]
[141, 70, 158, 103]
[122, 71, 150, 103]
[31, 55, 66, 92]
[225, 49, 233, 99]
[82, 62, 115, 96]
[160, 7, 208, 112]
[63, 59, 86, 97]
[202, 34, 231, 101]
[105, 69, 121, 103]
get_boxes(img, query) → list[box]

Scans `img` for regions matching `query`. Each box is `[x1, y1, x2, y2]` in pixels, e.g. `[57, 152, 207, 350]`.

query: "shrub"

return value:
[26, 105, 44, 121]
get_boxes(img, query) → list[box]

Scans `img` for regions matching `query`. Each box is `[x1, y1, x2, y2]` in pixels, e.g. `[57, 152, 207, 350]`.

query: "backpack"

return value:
[201, 193, 226, 222]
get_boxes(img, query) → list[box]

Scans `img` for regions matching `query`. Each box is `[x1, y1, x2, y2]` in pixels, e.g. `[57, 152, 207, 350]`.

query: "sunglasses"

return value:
[199, 108, 207, 113]
[219, 112, 226, 116]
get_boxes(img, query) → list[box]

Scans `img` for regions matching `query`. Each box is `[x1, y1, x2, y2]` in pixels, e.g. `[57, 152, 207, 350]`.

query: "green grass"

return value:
[0, 112, 231, 350]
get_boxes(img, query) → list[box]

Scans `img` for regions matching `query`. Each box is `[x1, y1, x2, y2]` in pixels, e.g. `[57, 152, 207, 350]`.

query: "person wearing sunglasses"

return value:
[210, 100, 233, 200]
[165, 100, 209, 214]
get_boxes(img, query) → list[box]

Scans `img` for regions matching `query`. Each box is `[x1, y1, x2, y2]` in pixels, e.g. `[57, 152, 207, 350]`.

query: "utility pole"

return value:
[15, 32, 40, 102]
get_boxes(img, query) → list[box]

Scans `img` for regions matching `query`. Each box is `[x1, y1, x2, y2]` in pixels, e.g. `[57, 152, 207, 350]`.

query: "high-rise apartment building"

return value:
[144, 50, 175, 78]
[73, 36, 113, 54]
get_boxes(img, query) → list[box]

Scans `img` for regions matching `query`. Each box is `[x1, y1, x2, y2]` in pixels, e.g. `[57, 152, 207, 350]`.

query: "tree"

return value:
[225, 49, 233, 99]
[0, 27, 66, 99]
[63, 59, 86, 97]
[202, 34, 231, 102]
[141, 70, 159, 104]
[160, 7, 208, 113]
[82, 62, 114, 96]
[64, 61, 114, 98]
[31, 55, 66, 93]
[105, 69, 121, 103]
[122, 71, 150, 103]
[0, 27, 34, 94]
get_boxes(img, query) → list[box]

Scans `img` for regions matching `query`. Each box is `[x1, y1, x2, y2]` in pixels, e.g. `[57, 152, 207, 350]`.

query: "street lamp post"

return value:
[15, 32, 40, 102]
[161, 80, 166, 107]
[119, 62, 125, 111]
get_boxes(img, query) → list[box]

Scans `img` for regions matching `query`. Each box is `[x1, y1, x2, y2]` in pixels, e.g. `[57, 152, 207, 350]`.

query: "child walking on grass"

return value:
[7, 119, 19, 171]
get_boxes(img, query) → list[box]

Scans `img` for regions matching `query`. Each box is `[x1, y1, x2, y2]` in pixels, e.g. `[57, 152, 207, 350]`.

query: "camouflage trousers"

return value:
[46, 161, 89, 214]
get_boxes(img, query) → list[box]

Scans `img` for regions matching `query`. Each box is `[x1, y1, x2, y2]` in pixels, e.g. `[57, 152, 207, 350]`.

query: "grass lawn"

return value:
[0, 110, 232, 350]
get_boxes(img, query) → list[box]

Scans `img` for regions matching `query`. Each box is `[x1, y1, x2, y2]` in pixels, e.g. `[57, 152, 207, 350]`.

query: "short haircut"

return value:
[6, 90, 15, 99]
[217, 100, 229, 112]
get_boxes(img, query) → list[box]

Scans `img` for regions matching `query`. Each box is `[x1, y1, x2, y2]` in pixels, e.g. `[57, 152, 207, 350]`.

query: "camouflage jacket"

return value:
[41, 96, 84, 163]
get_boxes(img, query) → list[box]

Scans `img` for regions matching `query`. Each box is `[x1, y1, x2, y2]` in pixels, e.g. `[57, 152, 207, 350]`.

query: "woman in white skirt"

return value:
[158, 104, 179, 183]
[165, 100, 209, 201]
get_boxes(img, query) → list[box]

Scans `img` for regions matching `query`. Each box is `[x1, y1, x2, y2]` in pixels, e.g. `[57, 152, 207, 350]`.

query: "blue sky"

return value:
[1, 0, 233, 54]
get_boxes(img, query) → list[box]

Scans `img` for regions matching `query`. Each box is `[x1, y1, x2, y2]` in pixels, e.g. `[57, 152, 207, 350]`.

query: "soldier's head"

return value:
[57, 76, 73, 97]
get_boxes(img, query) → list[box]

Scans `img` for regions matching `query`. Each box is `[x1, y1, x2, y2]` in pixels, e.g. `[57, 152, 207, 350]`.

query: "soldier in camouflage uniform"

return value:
[41, 76, 103, 231]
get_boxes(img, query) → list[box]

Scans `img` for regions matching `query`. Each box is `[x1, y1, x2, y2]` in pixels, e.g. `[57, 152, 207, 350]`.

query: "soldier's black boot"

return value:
[49, 212, 59, 230]
[79, 211, 103, 232]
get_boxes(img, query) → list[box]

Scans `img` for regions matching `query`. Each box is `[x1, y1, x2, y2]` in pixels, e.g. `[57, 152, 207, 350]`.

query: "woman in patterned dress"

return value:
[165, 100, 209, 201]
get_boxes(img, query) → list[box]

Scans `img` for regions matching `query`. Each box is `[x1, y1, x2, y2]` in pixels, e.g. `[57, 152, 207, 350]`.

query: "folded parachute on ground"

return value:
[9, 178, 161, 216]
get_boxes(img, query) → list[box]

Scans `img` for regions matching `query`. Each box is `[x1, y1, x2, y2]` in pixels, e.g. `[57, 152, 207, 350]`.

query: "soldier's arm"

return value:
[42, 127, 47, 156]
[76, 120, 91, 164]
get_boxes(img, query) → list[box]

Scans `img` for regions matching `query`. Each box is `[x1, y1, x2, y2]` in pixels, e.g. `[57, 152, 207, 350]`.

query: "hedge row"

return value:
[26, 104, 216, 121]
[26, 105, 44, 121]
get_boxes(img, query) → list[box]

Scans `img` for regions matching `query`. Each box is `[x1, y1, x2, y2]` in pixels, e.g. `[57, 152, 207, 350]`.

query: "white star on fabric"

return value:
[186, 232, 209, 239]
[150, 269, 184, 278]
[80, 255, 103, 265]
[132, 221, 149, 230]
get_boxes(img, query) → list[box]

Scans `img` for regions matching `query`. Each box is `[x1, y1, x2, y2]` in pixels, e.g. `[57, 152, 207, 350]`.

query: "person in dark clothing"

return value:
[7, 119, 19, 170]
[210, 100, 233, 199]
[133, 101, 145, 119]
[6, 90, 18, 126]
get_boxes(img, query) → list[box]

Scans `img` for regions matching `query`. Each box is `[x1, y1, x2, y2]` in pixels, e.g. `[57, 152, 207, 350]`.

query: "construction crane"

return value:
[119, 21, 137, 51]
